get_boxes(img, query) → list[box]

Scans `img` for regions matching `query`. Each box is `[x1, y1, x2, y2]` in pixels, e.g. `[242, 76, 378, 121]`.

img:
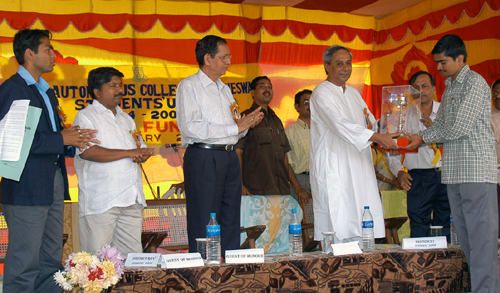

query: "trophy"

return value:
[379, 85, 421, 150]
[392, 93, 410, 134]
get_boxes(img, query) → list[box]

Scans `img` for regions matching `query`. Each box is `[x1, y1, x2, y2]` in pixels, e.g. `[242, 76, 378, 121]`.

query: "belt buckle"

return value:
[225, 145, 234, 151]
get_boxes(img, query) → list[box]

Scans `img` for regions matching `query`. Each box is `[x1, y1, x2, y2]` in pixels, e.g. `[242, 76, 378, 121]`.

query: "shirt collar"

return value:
[296, 117, 309, 128]
[17, 65, 50, 93]
[445, 65, 469, 86]
[251, 102, 274, 115]
[92, 99, 123, 115]
[196, 69, 224, 89]
[431, 100, 440, 114]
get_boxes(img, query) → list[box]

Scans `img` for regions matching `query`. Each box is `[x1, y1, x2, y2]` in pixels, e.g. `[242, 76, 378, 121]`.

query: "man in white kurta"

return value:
[310, 45, 399, 244]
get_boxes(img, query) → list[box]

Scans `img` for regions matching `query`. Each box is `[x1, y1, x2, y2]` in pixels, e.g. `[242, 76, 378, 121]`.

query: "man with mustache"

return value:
[389, 71, 451, 239]
[310, 45, 400, 247]
[236, 76, 303, 254]
[404, 35, 500, 292]
[285, 89, 313, 205]
[73, 67, 156, 257]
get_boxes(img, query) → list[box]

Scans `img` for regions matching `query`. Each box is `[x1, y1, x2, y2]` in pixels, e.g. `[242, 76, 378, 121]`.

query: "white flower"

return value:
[54, 271, 73, 291]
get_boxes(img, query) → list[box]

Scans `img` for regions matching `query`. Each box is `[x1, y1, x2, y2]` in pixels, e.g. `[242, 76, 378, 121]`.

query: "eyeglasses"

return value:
[216, 54, 232, 62]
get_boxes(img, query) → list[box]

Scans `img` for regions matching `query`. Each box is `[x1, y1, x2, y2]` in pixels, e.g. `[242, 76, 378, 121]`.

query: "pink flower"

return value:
[96, 245, 124, 276]
[64, 253, 75, 271]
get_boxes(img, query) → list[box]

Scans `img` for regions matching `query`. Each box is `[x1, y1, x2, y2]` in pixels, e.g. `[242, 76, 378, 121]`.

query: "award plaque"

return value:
[379, 85, 421, 148]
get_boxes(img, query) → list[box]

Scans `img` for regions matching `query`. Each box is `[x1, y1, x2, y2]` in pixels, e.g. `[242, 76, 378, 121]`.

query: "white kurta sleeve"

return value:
[312, 84, 374, 152]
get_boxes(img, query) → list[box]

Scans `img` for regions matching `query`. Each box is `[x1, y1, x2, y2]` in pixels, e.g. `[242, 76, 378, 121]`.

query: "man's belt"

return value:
[192, 143, 235, 151]
[300, 171, 310, 175]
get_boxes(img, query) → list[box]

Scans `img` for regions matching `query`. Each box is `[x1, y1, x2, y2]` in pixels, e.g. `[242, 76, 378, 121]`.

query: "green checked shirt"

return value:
[422, 65, 497, 184]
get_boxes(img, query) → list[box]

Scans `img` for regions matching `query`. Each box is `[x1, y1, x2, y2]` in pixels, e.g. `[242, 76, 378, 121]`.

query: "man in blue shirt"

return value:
[0, 29, 97, 292]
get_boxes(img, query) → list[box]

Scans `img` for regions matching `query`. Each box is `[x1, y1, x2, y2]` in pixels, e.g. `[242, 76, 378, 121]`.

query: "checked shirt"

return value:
[422, 65, 496, 184]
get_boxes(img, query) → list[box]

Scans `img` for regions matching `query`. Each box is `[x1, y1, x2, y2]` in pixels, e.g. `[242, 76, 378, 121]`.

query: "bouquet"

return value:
[54, 245, 124, 293]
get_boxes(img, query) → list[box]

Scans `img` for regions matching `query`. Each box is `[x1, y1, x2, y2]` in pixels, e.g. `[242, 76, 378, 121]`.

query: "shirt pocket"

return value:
[276, 128, 288, 147]
[252, 128, 272, 145]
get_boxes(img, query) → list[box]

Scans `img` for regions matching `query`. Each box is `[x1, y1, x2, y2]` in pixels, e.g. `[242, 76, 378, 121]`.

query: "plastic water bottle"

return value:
[289, 208, 302, 256]
[450, 215, 460, 246]
[206, 213, 221, 265]
[362, 206, 375, 251]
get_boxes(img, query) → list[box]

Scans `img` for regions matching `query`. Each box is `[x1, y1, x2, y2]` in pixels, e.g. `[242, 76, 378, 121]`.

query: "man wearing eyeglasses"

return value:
[177, 35, 263, 255]
[285, 89, 313, 205]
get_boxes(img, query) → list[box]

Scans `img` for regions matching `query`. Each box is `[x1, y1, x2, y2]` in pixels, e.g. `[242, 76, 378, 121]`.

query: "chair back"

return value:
[0, 208, 7, 262]
[143, 198, 189, 250]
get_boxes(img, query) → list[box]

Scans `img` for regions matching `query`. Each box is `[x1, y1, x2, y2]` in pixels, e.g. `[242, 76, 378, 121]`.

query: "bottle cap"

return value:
[364, 206, 369, 209]
[210, 212, 216, 217]
[292, 208, 297, 213]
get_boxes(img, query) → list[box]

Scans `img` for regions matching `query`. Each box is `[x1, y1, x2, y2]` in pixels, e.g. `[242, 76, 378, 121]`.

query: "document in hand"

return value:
[0, 102, 41, 181]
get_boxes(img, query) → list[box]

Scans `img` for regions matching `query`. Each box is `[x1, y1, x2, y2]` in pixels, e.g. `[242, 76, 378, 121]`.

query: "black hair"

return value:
[431, 34, 467, 63]
[195, 35, 227, 67]
[250, 76, 271, 90]
[409, 71, 436, 87]
[294, 89, 312, 105]
[13, 29, 51, 65]
[87, 67, 124, 99]
[493, 79, 500, 90]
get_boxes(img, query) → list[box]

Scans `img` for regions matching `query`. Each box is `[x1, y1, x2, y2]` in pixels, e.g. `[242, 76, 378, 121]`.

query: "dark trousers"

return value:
[3, 169, 64, 293]
[407, 168, 451, 239]
[184, 146, 242, 255]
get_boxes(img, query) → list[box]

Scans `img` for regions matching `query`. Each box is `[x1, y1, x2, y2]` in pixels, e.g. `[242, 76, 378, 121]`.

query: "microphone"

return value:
[165, 143, 179, 152]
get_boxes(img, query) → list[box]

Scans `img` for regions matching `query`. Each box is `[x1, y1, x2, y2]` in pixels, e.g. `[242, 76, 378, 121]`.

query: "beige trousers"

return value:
[79, 203, 143, 258]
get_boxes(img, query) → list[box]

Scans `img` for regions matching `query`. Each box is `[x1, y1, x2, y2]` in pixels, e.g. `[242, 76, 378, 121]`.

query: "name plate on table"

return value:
[332, 241, 363, 256]
[402, 236, 447, 250]
[225, 248, 265, 264]
[125, 253, 161, 267]
[161, 253, 204, 269]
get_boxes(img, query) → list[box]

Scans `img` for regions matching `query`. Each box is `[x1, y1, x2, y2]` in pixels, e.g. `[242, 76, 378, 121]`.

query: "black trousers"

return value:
[407, 168, 451, 239]
[183, 146, 242, 254]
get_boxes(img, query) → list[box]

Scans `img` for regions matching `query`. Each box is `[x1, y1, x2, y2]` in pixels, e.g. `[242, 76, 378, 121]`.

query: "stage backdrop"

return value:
[0, 0, 499, 199]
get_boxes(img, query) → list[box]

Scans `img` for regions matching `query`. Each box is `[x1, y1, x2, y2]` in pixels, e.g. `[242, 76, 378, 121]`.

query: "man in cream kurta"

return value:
[310, 45, 400, 244]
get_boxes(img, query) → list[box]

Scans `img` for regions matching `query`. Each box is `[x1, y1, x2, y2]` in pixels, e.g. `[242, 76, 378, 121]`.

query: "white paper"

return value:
[225, 248, 265, 264]
[402, 236, 447, 250]
[332, 241, 363, 256]
[161, 253, 204, 269]
[0, 100, 30, 161]
[0, 106, 41, 181]
[125, 253, 161, 267]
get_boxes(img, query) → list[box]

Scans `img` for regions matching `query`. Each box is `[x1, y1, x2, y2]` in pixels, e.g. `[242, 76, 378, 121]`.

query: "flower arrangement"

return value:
[54, 245, 124, 293]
